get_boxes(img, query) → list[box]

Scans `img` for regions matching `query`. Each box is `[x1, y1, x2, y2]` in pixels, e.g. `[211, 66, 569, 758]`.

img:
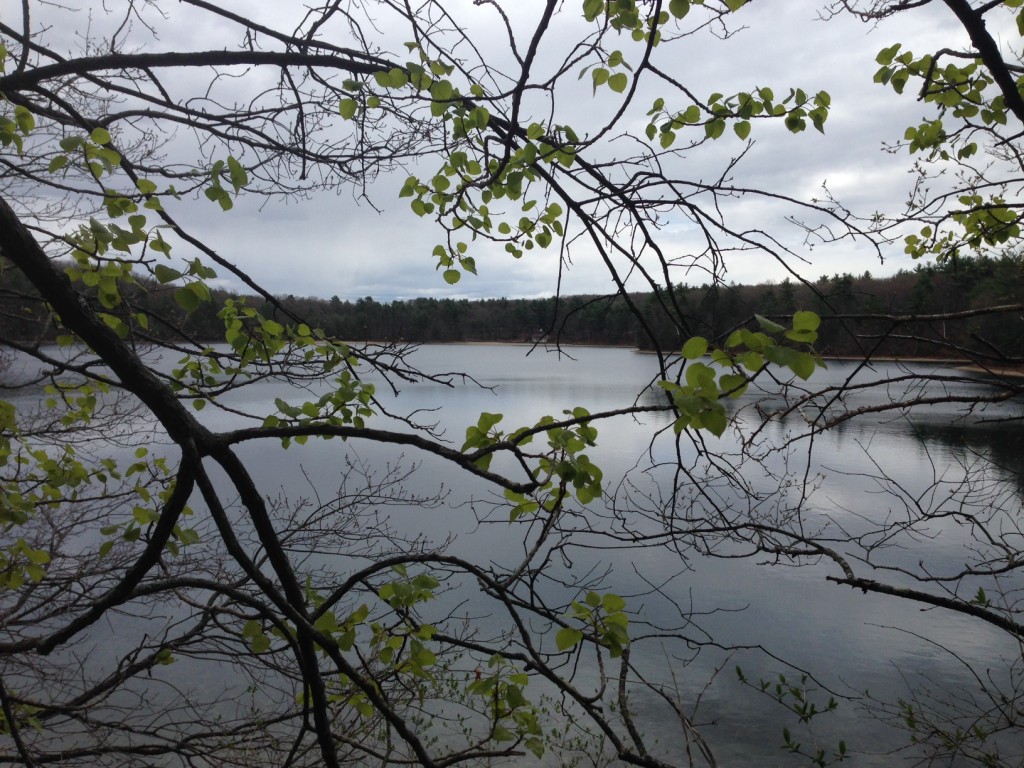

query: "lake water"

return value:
[3, 343, 1022, 765]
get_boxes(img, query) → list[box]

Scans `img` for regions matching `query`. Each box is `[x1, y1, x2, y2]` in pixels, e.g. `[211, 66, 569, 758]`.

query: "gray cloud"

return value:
[15, 1, 984, 300]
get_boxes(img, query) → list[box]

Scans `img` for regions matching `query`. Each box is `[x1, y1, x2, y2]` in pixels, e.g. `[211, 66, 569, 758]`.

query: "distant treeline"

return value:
[2, 254, 1022, 359]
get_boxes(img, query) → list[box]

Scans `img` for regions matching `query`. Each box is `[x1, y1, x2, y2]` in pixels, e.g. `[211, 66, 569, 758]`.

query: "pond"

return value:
[2, 342, 1022, 765]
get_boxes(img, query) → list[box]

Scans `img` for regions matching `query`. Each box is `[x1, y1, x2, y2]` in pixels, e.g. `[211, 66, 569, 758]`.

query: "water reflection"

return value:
[3, 343, 1022, 765]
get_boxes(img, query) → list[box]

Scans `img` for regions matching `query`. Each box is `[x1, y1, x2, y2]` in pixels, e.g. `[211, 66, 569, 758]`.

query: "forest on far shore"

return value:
[2, 253, 1022, 360]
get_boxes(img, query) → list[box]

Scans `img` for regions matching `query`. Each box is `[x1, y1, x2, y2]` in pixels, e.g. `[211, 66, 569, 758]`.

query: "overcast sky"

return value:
[15, 0, 991, 301]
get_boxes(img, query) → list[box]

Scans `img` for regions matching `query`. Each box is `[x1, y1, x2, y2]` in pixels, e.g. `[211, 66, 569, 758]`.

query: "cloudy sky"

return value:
[14, 0, 992, 301]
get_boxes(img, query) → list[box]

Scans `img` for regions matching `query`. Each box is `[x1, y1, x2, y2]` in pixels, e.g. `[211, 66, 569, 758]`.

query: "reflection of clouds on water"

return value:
[5, 343, 1022, 763]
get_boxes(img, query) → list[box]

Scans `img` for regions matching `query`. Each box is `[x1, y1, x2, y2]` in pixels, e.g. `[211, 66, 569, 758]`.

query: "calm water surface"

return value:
[202, 344, 1023, 764]
[4, 343, 1022, 765]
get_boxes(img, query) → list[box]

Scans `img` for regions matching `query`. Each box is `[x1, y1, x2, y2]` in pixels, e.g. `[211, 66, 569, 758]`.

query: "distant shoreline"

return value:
[5, 340, 1022, 379]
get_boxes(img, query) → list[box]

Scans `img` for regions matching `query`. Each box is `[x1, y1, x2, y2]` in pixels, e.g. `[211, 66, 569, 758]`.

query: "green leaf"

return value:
[505, 684, 527, 709]
[492, 725, 515, 742]
[785, 328, 817, 343]
[733, 120, 751, 140]
[583, 0, 604, 21]
[430, 79, 454, 101]
[669, 0, 690, 18]
[789, 352, 817, 381]
[204, 186, 233, 211]
[339, 98, 358, 119]
[442, 269, 461, 284]
[154, 264, 181, 284]
[701, 404, 728, 436]
[262, 318, 284, 336]
[525, 737, 545, 758]
[602, 593, 626, 612]
[477, 412, 503, 432]
[174, 286, 201, 313]
[705, 118, 726, 139]
[755, 314, 786, 334]
[608, 73, 628, 93]
[387, 68, 409, 88]
[226, 156, 248, 192]
[681, 336, 708, 360]
[12, 106, 34, 135]
[556, 627, 583, 651]
[792, 310, 820, 332]
[720, 373, 748, 397]
[685, 361, 715, 390]
[876, 43, 902, 66]
[90, 127, 112, 145]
